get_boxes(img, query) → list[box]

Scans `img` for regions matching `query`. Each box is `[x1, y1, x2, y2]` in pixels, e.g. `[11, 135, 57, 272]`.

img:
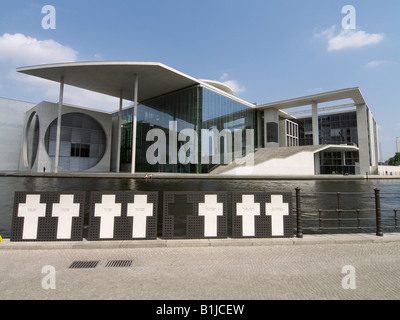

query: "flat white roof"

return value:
[257, 87, 367, 110]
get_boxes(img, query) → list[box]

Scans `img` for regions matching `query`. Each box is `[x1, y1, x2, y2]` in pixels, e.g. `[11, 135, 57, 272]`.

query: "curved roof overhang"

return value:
[200, 79, 234, 95]
[17, 61, 203, 102]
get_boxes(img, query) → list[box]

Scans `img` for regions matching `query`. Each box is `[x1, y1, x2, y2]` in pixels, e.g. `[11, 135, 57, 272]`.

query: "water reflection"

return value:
[0, 176, 398, 238]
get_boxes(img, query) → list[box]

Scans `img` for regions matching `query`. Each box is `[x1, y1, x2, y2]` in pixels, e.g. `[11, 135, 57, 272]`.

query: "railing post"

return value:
[374, 188, 383, 237]
[295, 187, 303, 238]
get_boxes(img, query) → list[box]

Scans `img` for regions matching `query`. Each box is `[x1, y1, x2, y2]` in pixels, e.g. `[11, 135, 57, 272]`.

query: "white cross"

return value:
[127, 195, 153, 238]
[236, 195, 260, 237]
[198, 195, 224, 237]
[52, 195, 80, 239]
[265, 195, 289, 236]
[94, 195, 121, 239]
[18, 195, 47, 240]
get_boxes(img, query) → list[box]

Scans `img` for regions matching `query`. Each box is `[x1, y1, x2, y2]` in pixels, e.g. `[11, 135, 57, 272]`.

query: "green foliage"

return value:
[388, 153, 400, 166]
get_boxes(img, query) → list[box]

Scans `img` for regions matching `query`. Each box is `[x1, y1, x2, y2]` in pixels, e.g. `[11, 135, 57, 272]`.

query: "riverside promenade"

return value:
[1, 233, 400, 300]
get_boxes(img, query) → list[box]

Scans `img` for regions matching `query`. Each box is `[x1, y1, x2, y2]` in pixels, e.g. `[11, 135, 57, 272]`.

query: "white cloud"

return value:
[0, 33, 122, 111]
[366, 60, 387, 68]
[218, 73, 246, 94]
[219, 73, 230, 81]
[222, 79, 246, 94]
[314, 25, 385, 52]
[0, 33, 77, 65]
[313, 25, 337, 40]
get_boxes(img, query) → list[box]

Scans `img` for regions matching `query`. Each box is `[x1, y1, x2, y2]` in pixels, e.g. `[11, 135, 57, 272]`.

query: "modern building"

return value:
[1, 61, 379, 176]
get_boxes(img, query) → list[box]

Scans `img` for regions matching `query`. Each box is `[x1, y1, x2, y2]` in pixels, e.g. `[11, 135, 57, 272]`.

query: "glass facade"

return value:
[113, 85, 256, 173]
[296, 111, 359, 174]
[297, 111, 358, 146]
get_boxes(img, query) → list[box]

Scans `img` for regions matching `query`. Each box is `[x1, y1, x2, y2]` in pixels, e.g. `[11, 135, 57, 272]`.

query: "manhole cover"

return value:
[105, 260, 133, 268]
[69, 261, 99, 269]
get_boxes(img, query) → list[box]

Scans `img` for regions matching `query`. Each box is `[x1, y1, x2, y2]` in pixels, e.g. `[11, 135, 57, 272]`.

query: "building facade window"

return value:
[297, 111, 358, 146]
[285, 119, 299, 147]
[296, 111, 359, 175]
[70, 143, 90, 158]
[44, 113, 106, 171]
[113, 85, 256, 173]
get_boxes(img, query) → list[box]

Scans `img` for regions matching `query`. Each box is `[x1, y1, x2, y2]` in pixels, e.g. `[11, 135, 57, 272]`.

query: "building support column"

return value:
[314, 152, 320, 175]
[312, 102, 319, 146]
[356, 104, 370, 175]
[116, 89, 123, 173]
[54, 76, 64, 173]
[131, 74, 139, 174]
[257, 110, 263, 148]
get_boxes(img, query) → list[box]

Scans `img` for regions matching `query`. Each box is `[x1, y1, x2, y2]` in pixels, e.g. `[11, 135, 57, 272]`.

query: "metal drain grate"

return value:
[105, 260, 133, 268]
[69, 261, 99, 269]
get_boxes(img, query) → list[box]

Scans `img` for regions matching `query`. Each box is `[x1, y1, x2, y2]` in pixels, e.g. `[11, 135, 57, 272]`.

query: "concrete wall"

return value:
[377, 166, 400, 176]
[221, 151, 316, 176]
[0, 97, 36, 171]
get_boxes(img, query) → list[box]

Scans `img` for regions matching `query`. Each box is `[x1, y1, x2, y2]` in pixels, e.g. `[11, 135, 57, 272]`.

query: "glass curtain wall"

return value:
[201, 88, 256, 173]
[297, 111, 358, 146]
[116, 85, 256, 173]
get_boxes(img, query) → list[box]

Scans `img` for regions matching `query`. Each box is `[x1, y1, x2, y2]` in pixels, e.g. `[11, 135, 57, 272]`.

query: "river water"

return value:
[1, 176, 399, 238]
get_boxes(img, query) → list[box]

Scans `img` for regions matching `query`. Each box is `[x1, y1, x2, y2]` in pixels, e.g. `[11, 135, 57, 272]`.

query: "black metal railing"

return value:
[294, 188, 400, 238]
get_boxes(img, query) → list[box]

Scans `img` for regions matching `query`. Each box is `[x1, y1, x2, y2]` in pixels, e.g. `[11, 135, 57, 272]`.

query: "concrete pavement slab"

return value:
[1, 236, 400, 300]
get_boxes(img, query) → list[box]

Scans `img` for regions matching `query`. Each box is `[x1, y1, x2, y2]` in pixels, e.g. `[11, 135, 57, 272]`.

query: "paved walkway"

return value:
[1, 233, 400, 301]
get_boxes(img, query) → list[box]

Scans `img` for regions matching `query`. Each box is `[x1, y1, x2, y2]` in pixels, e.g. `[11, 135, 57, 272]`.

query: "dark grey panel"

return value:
[266, 122, 279, 143]
[232, 192, 293, 238]
[162, 192, 228, 239]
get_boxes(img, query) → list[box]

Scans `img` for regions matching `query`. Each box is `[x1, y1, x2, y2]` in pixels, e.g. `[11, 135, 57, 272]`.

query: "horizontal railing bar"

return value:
[299, 193, 374, 196]
[302, 226, 377, 229]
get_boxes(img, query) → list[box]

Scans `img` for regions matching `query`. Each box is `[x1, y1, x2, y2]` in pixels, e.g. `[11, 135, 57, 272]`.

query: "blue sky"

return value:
[0, 0, 399, 160]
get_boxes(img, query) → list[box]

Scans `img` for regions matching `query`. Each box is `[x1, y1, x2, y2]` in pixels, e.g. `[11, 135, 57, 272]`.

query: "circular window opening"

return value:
[44, 113, 107, 171]
[25, 112, 40, 169]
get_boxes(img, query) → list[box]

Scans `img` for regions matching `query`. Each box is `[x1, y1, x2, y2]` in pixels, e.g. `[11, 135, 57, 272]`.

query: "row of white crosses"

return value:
[198, 194, 290, 237]
[17, 194, 154, 240]
[17, 193, 289, 240]
[92, 194, 289, 239]
[94, 194, 153, 239]
[237, 195, 289, 237]
[18, 195, 80, 240]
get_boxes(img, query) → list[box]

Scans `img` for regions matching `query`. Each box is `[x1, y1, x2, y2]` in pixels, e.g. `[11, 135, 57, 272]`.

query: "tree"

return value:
[388, 153, 400, 166]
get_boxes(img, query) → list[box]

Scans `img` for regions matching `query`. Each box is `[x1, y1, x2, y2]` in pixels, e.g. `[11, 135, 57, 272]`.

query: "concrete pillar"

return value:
[357, 104, 371, 174]
[257, 110, 263, 148]
[131, 74, 139, 174]
[116, 89, 123, 173]
[54, 76, 64, 173]
[264, 108, 279, 148]
[314, 152, 320, 175]
[312, 102, 319, 146]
